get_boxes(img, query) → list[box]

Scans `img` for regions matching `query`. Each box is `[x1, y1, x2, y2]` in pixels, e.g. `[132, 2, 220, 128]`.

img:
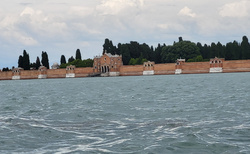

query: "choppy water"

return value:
[1, 73, 250, 153]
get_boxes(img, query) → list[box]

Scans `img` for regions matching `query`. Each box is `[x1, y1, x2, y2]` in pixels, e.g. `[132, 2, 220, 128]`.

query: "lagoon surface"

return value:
[1, 73, 250, 153]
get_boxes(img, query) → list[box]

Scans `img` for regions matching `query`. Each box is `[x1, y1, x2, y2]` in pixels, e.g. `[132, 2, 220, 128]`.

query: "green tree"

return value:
[22, 50, 30, 70]
[18, 55, 23, 68]
[103, 38, 116, 54]
[241, 36, 250, 59]
[154, 44, 164, 63]
[225, 42, 234, 60]
[165, 40, 200, 62]
[75, 49, 82, 60]
[41, 51, 49, 69]
[60, 55, 66, 65]
[35, 57, 41, 69]
[119, 44, 131, 65]
[210, 43, 217, 58]
[68, 56, 75, 63]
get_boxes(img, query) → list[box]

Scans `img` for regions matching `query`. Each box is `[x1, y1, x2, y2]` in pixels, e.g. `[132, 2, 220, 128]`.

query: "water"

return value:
[1, 73, 250, 153]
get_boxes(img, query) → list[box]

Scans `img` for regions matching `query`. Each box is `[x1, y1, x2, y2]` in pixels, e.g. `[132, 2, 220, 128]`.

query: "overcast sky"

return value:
[1, 0, 250, 68]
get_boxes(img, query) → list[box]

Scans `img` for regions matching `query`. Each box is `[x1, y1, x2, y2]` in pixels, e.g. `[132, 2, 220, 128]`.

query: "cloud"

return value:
[178, 6, 196, 18]
[96, 0, 144, 15]
[219, 0, 249, 17]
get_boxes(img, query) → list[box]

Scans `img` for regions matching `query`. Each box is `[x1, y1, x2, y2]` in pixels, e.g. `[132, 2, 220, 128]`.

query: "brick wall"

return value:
[20, 70, 38, 79]
[47, 69, 66, 78]
[182, 62, 210, 74]
[0, 71, 12, 80]
[154, 63, 175, 75]
[223, 60, 250, 72]
[75, 67, 93, 77]
[120, 65, 143, 76]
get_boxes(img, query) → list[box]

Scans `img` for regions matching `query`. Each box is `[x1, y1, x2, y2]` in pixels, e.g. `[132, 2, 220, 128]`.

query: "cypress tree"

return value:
[35, 57, 41, 69]
[22, 50, 30, 70]
[18, 55, 23, 68]
[60, 55, 66, 64]
[41, 51, 49, 69]
[75, 49, 82, 60]
[241, 36, 250, 59]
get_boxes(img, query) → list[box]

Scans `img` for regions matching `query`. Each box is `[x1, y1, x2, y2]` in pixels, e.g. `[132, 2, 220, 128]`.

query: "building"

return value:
[93, 51, 123, 76]
[51, 62, 59, 69]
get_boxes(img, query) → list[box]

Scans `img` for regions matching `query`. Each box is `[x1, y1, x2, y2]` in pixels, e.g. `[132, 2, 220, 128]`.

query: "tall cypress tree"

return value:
[35, 57, 41, 69]
[241, 36, 250, 59]
[75, 49, 82, 60]
[22, 50, 30, 70]
[41, 51, 49, 69]
[18, 55, 23, 68]
[60, 55, 66, 64]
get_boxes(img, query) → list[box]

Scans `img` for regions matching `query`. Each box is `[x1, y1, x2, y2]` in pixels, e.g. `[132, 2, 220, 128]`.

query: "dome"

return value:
[51, 62, 59, 69]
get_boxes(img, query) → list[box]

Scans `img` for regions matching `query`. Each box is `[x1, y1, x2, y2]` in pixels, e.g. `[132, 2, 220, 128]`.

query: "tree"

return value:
[119, 44, 131, 65]
[75, 49, 82, 60]
[241, 36, 250, 59]
[179, 37, 183, 42]
[154, 44, 163, 63]
[103, 38, 116, 54]
[164, 40, 200, 63]
[22, 50, 30, 70]
[41, 51, 49, 69]
[68, 56, 75, 63]
[35, 57, 41, 69]
[60, 55, 66, 65]
[18, 55, 23, 68]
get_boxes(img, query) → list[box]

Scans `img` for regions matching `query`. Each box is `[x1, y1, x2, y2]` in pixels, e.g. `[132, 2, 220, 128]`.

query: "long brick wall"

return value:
[1, 59, 250, 80]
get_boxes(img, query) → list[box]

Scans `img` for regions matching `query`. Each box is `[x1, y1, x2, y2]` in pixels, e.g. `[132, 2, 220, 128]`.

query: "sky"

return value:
[1, 0, 250, 68]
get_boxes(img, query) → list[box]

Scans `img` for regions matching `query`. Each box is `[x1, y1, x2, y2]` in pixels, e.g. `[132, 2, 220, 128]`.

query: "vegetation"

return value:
[3, 35, 250, 71]
[41, 51, 49, 69]
[75, 49, 82, 60]
[60, 55, 66, 65]
[60, 59, 93, 68]
[103, 36, 250, 65]
[18, 50, 30, 70]
[60, 49, 93, 68]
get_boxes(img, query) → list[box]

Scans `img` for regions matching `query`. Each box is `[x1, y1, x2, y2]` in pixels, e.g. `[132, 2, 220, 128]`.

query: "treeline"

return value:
[103, 36, 250, 65]
[59, 49, 93, 68]
[18, 50, 49, 70]
[1, 49, 93, 71]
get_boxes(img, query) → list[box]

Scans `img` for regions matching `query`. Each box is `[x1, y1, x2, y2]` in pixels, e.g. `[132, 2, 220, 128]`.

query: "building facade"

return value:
[93, 51, 123, 76]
